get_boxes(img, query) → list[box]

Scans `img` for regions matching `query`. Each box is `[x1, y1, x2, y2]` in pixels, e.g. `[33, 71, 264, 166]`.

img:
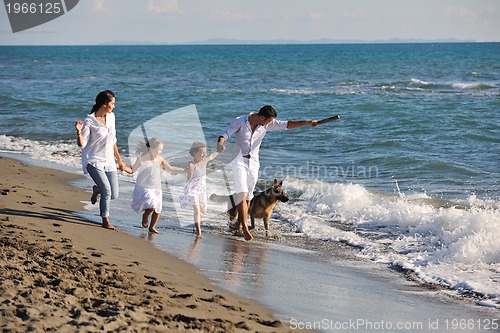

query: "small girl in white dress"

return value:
[181, 141, 220, 238]
[124, 138, 185, 234]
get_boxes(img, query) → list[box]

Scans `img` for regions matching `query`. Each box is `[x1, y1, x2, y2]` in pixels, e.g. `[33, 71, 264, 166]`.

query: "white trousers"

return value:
[231, 156, 259, 201]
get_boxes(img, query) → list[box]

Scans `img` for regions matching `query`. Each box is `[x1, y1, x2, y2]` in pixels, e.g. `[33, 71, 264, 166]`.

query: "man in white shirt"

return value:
[217, 105, 318, 241]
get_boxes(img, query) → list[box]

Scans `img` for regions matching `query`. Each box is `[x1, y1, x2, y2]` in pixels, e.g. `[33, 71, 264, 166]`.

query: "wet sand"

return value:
[137, 225, 500, 333]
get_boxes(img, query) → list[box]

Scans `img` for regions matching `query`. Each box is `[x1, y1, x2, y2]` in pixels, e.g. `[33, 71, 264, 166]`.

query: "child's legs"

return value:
[193, 204, 202, 235]
[142, 209, 154, 228]
[149, 211, 160, 231]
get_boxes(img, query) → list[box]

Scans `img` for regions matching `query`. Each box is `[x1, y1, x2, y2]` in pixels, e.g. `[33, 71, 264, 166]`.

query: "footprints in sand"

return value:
[126, 260, 141, 268]
[1, 214, 284, 331]
[1, 183, 52, 207]
[141, 275, 262, 326]
[85, 247, 104, 258]
[171, 293, 193, 299]
[145, 276, 167, 287]
[1, 237, 145, 328]
[138, 275, 283, 330]
[1, 185, 39, 205]
[21, 196, 36, 205]
[61, 238, 72, 247]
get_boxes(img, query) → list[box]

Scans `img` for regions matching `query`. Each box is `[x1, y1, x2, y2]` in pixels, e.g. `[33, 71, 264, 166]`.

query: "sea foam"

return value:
[278, 177, 500, 307]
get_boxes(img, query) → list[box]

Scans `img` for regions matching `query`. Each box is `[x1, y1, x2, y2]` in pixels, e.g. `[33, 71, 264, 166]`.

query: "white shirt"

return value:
[219, 112, 288, 163]
[80, 112, 117, 174]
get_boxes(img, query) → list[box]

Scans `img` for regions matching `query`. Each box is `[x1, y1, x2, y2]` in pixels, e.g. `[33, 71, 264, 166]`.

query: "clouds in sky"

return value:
[1, 0, 498, 45]
[147, 0, 181, 15]
[91, 0, 106, 13]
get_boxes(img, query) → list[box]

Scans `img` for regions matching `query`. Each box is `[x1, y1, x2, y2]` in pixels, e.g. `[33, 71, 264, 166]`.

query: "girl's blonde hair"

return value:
[136, 137, 163, 155]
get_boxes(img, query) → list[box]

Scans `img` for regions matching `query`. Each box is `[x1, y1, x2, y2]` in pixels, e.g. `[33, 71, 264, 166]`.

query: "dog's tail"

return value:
[210, 193, 239, 223]
[209, 193, 239, 209]
[209, 193, 232, 204]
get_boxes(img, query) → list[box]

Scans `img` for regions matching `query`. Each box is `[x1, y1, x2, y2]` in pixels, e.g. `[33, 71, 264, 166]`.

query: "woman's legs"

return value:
[91, 185, 100, 204]
[106, 170, 119, 200]
[86, 164, 119, 229]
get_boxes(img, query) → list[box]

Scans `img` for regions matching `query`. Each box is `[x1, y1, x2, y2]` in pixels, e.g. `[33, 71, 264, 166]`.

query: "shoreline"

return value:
[0, 156, 310, 332]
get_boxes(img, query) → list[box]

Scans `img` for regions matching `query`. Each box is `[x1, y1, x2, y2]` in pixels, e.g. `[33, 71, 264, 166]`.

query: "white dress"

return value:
[131, 157, 163, 214]
[180, 163, 207, 210]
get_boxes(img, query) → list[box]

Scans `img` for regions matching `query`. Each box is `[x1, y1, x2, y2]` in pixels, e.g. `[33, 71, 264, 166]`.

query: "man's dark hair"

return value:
[258, 105, 277, 119]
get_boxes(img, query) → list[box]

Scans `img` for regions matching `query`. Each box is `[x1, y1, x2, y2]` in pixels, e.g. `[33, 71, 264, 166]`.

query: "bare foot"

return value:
[232, 228, 244, 237]
[228, 220, 240, 231]
[101, 217, 115, 230]
[196, 234, 204, 239]
[148, 228, 159, 234]
[91, 185, 99, 204]
[141, 213, 149, 228]
[243, 228, 253, 241]
[102, 222, 115, 230]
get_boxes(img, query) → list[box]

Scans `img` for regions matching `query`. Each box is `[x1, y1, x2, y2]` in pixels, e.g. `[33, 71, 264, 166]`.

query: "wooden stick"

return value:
[317, 114, 340, 125]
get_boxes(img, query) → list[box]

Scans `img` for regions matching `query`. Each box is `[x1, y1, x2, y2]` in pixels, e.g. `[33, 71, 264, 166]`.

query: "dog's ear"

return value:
[273, 179, 278, 186]
[279, 180, 283, 186]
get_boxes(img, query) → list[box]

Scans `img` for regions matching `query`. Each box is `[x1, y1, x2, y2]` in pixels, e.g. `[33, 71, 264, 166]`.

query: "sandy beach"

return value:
[0, 156, 310, 332]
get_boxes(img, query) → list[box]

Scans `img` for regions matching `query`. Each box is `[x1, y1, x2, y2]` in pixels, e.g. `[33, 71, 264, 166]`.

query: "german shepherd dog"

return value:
[210, 179, 289, 233]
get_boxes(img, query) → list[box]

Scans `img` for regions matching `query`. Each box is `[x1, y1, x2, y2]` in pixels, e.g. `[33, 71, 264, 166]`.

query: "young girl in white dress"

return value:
[124, 138, 185, 234]
[181, 141, 221, 238]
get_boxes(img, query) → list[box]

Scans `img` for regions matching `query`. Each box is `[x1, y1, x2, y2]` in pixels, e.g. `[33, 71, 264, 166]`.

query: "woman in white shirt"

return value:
[75, 90, 126, 230]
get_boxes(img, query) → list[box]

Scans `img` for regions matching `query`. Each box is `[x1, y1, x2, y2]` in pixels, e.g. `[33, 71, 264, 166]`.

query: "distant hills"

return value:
[186, 37, 476, 45]
[102, 37, 477, 46]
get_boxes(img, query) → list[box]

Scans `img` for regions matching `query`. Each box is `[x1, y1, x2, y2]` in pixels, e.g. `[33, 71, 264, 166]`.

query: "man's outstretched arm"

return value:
[286, 120, 318, 129]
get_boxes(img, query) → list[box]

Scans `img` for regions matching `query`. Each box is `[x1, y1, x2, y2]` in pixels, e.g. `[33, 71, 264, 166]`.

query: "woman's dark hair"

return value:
[90, 90, 115, 114]
[257, 105, 277, 119]
[189, 141, 206, 157]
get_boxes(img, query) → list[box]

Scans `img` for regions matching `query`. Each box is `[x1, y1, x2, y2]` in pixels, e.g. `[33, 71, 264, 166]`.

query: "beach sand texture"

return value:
[0, 156, 309, 332]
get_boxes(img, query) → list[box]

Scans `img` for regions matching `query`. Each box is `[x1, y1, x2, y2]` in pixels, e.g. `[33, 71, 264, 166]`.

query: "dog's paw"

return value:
[228, 221, 239, 230]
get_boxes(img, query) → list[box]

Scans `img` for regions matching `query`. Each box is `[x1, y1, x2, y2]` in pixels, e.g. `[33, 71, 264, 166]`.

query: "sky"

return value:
[1, 0, 499, 45]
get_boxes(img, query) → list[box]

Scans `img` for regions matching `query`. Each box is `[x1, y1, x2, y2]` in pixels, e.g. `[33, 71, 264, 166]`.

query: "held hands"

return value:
[118, 161, 127, 172]
[217, 143, 226, 153]
[122, 165, 133, 174]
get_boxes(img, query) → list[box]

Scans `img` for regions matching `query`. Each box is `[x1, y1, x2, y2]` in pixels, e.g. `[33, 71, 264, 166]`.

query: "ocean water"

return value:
[1, 43, 500, 316]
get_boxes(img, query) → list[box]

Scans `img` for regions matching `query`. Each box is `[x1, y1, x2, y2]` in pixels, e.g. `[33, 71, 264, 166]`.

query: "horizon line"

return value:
[3, 38, 497, 47]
